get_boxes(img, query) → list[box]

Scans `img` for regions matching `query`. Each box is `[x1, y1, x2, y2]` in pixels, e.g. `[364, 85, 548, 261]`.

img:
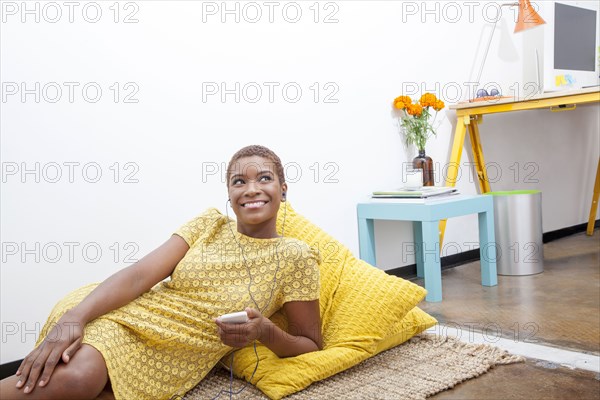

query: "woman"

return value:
[0, 145, 322, 399]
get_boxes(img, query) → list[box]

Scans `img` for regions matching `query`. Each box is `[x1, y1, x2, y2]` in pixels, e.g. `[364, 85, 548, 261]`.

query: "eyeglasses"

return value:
[476, 88, 501, 98]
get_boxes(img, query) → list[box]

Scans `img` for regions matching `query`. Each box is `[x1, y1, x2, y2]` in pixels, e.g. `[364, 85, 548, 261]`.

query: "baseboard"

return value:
[386, 220, 599, 280]
[542, 220, 599, 243]
[2, 221, 598, 378]
[386, 249, 481, 279]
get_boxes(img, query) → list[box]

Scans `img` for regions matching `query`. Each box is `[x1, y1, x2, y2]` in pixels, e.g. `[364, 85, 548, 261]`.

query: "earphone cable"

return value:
[209, 199, 286, 399]
[169, 201, 287, 400]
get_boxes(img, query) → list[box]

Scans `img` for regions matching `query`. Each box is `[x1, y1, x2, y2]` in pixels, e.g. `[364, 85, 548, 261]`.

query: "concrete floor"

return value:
[416, 231, 600, 400]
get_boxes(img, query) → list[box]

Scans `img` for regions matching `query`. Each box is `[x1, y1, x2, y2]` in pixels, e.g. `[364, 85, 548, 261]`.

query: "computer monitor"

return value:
[541, 1, 600, 92]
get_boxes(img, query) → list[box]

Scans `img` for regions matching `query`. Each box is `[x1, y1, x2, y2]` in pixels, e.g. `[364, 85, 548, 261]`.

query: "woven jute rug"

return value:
[184, 334, 525, 400]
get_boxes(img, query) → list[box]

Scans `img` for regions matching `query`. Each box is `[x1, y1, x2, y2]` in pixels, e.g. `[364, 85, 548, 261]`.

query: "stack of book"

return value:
[371, 186, 459, 203]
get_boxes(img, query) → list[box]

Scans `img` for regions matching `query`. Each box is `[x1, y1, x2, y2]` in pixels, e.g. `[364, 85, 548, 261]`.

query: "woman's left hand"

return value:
[215, 308, 265, 348]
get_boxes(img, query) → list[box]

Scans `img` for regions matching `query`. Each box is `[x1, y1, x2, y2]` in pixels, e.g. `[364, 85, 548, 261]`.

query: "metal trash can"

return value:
[485, 190, 544, 276]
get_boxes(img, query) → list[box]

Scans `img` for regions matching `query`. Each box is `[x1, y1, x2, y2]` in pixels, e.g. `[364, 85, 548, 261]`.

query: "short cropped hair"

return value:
[226, 145, 285, 186]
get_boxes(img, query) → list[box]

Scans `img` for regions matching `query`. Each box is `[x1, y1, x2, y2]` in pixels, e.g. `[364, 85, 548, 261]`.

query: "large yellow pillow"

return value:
[224, 202, 436, 399]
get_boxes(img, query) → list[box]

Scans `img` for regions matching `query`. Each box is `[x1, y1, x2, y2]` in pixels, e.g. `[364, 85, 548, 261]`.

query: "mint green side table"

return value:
[357, 195, 498, 302]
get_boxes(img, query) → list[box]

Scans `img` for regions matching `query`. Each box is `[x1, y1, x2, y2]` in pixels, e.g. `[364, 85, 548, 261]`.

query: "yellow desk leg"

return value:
[440, 115, 470, 246]
[468, 115, 492, 193]
[587, 159, 600, 236]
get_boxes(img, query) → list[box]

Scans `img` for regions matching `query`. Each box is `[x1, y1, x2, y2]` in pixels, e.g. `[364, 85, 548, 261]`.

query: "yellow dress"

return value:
[37, 208, 320, 399]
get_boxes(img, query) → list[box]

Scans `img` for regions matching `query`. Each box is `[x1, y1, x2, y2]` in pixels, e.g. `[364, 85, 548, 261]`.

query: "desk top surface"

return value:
[357, 194, 493, 220]
[450, 87, 600, 111]
[359, 194, 486, 206]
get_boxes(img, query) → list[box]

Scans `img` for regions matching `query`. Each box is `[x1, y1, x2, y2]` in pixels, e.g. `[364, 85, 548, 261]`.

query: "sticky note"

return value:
[565, 74, 575, 85]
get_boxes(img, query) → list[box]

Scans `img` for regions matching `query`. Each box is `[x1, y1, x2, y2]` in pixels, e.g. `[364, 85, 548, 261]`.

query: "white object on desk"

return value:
[404, 169, 423, 190]
[372, 186, 458, 198]
[369, 192, 461, 204]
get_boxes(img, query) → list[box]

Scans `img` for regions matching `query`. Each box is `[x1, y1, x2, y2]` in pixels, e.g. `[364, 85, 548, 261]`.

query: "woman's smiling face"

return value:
[227, 155, 287, 238]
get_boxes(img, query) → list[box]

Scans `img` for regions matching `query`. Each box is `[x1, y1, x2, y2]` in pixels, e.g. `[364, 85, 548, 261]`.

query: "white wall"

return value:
[1, 1, 598, 363]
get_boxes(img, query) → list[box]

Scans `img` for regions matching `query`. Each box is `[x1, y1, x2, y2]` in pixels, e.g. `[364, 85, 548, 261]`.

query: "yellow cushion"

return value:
[224, 202, 437, 399]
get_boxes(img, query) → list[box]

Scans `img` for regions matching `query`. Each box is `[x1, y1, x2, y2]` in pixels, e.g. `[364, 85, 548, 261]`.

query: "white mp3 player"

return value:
[218, 311, 249, 324]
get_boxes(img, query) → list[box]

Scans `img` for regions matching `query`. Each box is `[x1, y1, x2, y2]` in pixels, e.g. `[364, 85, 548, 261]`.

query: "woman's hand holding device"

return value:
[215, 308, 265, 348]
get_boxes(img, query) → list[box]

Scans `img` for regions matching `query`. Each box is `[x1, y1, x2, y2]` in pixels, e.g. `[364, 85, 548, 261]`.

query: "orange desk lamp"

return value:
[473, 0, 546, 98]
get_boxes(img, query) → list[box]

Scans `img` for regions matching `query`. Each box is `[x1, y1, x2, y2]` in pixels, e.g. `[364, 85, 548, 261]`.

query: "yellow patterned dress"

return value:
[37, 208, 320, 399]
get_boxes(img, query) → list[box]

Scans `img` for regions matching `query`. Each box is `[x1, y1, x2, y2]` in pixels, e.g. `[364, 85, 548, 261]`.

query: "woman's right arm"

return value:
[67, 234, 190, 323]
[15, 234, 190, 393]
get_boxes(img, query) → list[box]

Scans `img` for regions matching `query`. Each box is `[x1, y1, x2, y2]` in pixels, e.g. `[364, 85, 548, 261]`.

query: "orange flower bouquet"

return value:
[393, 93, 445, 151]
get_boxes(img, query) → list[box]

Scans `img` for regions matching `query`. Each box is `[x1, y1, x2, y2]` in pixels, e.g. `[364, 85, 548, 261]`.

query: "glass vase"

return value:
[412, 150, 434, 187]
